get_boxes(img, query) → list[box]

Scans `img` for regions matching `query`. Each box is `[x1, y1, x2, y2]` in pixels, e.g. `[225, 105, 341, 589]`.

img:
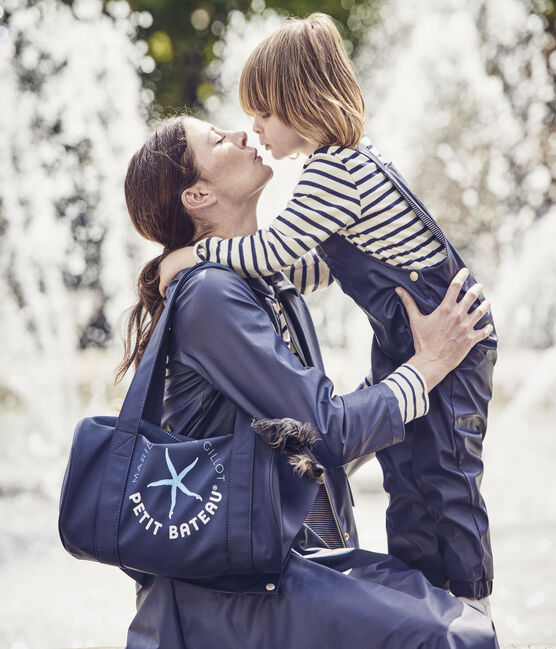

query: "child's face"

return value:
[252, 114, 315, 159]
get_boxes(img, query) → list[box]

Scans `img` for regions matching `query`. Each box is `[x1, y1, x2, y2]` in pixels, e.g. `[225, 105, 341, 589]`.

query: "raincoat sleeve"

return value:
[170, 265, 405, 468]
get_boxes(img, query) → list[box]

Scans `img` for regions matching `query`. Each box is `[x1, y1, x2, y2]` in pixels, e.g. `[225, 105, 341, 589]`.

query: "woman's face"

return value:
[184, 117, 273, 202]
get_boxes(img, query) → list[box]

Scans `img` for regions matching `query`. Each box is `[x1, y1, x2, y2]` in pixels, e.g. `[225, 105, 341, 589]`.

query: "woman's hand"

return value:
[397, 268, 493, 391]
[159, 246, 197, 297]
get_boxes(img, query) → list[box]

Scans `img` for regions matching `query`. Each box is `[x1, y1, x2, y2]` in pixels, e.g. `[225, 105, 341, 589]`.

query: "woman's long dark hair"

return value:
[115, 116, 201, 383]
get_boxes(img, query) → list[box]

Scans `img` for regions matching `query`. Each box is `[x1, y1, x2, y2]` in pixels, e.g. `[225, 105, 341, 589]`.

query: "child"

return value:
[161, 13, 496, 614]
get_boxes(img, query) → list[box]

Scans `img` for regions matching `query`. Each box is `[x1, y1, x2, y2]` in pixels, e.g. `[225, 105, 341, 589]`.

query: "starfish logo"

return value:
[147, 447, 203, 519]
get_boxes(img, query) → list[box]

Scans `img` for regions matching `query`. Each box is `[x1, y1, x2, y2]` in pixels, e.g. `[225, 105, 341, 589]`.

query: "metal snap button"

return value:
[409, 271, 419, 282]
[344, 532, 350, 540]
[266, 583, 276, 591]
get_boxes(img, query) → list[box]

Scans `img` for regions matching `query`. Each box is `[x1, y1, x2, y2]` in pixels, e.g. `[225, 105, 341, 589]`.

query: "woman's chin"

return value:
[260, 164, 274, 180]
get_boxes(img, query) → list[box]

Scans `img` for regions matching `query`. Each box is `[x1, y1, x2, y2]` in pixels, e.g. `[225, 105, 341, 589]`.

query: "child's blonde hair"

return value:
[239, 13, 366, 149]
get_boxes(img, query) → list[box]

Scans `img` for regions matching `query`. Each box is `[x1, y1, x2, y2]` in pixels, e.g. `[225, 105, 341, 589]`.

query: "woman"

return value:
[118, 115, 498, 648]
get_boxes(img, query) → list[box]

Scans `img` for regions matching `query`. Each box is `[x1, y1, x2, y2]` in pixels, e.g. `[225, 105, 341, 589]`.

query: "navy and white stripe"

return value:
[194, 137, 447, 295]
[303, 485, 344, 549]
[381, 363, 430, 424]
[286, 249, 334, 294]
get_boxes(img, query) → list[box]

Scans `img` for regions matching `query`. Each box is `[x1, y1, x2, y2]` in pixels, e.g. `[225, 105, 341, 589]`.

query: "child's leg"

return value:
[371, 342, 450, 590]
[375, 421, 450, 590]
[411, 344, 496, 599]
[372, 340, 495, 599]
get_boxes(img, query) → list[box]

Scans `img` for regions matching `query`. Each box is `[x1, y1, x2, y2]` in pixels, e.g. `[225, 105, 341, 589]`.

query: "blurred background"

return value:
[0, 0, 555, 646]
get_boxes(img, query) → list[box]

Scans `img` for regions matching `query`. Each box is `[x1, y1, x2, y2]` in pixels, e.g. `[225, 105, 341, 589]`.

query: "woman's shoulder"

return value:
[167, 262, 258, 309]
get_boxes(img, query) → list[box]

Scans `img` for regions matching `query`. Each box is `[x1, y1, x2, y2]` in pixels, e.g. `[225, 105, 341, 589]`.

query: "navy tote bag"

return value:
[58, 266, 284, 581]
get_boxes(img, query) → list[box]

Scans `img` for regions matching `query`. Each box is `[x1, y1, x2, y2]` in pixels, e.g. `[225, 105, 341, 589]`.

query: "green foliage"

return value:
[125, 0, 382, 115]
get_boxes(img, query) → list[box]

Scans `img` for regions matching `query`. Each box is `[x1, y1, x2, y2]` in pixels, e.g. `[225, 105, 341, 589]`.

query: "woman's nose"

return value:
[231, 130, 248, 147]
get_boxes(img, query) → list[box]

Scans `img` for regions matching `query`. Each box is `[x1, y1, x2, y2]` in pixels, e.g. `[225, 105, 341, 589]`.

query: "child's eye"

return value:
[216, 136, 225, 144]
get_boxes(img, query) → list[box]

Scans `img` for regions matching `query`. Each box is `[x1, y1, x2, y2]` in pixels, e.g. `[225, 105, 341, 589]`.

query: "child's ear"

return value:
[181, 181, 216, 211]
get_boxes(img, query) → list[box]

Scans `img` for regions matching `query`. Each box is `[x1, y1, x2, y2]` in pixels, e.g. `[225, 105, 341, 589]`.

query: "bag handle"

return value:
[115, 265, 205, 436]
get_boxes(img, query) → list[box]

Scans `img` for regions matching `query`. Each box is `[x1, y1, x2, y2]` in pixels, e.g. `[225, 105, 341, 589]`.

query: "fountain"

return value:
[0, 0, 150, 499]
[0, 0, 555, 645]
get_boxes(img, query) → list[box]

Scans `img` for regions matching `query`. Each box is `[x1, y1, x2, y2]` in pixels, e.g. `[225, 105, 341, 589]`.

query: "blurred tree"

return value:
[124, 0, 383, 115]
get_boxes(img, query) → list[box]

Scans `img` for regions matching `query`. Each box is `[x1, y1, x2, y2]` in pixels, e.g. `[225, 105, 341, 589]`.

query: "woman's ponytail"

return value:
[115, 253, 168, 383]
[115, 116, 200, 383]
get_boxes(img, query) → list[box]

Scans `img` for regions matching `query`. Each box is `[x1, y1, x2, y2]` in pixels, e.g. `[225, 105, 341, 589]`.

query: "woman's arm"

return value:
[170, 265, 404, 468]
[169, 265, 490, 467]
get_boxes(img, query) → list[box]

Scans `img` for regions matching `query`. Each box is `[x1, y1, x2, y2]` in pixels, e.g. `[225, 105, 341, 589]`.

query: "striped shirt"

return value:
[194, 136, 447, 296]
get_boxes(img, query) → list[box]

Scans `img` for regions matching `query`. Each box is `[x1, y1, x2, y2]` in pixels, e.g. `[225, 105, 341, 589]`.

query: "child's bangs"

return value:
[239, 52, 275, 116]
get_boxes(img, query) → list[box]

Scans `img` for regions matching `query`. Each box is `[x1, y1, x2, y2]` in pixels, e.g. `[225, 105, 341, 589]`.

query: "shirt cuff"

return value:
[193, 240, 207, 262]
[381, 363, 430, 424]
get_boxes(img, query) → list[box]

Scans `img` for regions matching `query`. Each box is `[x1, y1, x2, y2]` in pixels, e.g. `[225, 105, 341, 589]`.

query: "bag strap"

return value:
[227, 407, 256, 573]
[116, 264, 212, 436]
[95, 264, 208, 567]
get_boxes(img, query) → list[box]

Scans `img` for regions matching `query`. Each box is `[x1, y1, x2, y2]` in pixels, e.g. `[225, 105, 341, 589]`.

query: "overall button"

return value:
[409, 271, 419, 282]
[344, 532, 350, 541]
[266, 583, 276, 591]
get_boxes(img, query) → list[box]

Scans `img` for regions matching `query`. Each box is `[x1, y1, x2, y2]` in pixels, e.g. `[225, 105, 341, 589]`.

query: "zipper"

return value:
[322, 471, 347, 548]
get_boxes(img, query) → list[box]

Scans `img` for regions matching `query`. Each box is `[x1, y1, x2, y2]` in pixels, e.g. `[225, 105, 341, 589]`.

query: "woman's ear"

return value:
[181, 181, 217, 212]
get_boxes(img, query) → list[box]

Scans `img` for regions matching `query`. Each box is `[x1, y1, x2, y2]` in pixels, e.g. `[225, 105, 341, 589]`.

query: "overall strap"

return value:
[356, 143, 447, 249]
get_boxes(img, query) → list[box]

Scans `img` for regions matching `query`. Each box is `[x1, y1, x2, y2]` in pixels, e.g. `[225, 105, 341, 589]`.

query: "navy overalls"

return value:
[317, 144, 497, 599]
[126, 266, 498, 648]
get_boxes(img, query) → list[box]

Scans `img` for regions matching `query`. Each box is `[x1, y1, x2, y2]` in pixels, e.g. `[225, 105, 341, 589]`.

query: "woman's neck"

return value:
[204, 195, 259, 239]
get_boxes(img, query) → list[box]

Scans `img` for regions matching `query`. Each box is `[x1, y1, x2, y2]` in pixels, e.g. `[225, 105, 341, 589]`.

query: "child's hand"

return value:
[159, 246, 197, 297]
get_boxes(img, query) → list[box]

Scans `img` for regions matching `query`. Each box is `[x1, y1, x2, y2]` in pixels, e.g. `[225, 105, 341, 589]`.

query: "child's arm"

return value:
[159, 245, 334, 298]
[285, 249, 334, 295]
[195, 152, 360, 278]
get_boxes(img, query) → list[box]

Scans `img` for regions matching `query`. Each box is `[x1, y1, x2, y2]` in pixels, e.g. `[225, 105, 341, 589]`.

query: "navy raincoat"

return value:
[126, 264, 498, 649]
